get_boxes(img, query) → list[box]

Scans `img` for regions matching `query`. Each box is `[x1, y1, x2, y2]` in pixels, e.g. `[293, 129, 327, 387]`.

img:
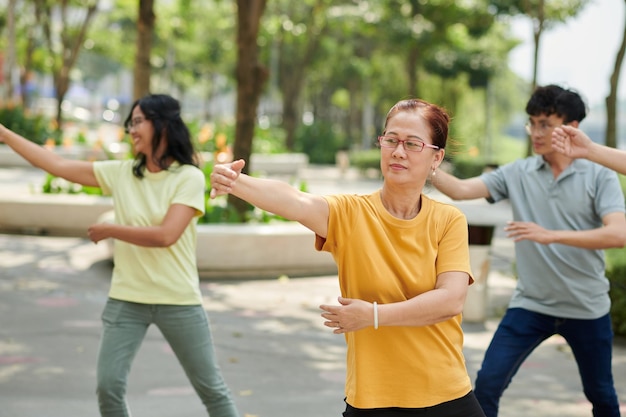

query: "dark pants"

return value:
[474, 308, 620, 417]
[343, 391, 485, 417]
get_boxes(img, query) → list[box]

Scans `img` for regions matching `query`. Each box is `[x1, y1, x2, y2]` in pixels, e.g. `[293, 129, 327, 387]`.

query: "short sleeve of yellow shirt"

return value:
[94, 160, 206, 305]
[316, 191, 474, 408]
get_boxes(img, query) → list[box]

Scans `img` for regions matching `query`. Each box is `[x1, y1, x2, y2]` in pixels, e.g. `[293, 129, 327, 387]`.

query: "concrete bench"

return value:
[0, 194, 113, 237]
[97, 214, 336, 279]
[249, 153, 309, 177]
[195, 222, 335, 279]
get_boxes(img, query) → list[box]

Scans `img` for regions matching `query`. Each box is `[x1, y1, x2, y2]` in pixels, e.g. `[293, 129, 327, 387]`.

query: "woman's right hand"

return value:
[209, 159, 246, 198]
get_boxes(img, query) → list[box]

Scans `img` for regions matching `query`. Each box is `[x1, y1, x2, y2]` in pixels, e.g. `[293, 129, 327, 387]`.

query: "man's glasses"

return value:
[524, 122, 556, 136]
[377, 136, 439, 152]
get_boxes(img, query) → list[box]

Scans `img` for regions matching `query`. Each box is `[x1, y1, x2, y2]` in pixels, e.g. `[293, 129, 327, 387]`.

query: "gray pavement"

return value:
[1, 166, 625, 416]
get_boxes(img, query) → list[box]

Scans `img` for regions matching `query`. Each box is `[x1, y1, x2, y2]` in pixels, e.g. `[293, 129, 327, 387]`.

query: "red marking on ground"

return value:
[519, 361, 543, 369]
[63, 320, 100, 328]
[0, 356, 42, 365]
[36, 297, 78, 307]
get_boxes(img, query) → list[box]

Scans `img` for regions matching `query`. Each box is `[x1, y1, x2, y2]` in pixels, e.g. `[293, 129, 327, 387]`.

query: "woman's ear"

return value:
[434, 149, 445, 167]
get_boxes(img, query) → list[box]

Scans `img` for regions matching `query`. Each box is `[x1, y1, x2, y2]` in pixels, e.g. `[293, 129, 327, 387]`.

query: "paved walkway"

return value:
[0, 166, 625, 417]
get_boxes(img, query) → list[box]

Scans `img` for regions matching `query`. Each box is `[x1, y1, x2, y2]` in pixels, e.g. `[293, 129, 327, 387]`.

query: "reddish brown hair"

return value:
[383, 99, 450, 149]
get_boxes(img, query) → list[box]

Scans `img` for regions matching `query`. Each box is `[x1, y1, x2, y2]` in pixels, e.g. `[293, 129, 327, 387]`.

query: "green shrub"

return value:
[192, 119, 287, 155]
[0, 106, 60, 145]
[200, 161, 293, 224]
[42, 173, 102, 195]
[295, 121, 345, 164]
[449, 157, 493, 179]
[349, 149, 380, 172]
[605, 248, 626, 336]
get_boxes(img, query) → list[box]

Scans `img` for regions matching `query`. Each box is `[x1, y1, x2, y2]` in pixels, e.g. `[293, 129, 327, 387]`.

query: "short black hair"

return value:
[525, 84, 587, 124]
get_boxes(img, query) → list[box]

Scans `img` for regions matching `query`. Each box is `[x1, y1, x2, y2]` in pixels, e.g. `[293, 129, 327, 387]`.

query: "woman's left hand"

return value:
[320, 297, 375, 334]
[88, 223, 110, 244]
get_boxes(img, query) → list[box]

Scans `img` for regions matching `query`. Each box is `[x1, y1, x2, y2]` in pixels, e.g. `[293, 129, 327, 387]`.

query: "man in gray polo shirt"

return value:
[433, 84, 626, 417]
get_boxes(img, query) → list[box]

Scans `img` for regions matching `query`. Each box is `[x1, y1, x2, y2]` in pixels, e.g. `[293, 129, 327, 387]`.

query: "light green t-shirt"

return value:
[94, 159, 205, 305]
[316, 191, 474, 408]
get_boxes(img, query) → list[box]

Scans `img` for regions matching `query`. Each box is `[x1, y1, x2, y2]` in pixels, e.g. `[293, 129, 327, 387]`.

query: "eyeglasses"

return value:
[125, 117, 147, 132]
[524, 121, 556, 136]
[377, 136, 439, 152]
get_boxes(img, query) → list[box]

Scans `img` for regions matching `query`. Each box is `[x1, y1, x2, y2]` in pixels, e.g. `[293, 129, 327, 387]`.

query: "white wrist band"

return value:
[373, 301, 379, 330]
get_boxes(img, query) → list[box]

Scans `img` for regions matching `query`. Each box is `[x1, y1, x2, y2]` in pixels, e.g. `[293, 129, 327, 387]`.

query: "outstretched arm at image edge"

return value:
[557, 126, 626, 175]
[0, 124, 98, 186]
[210, 160, 330, 237]
[432, 168, 491, 201]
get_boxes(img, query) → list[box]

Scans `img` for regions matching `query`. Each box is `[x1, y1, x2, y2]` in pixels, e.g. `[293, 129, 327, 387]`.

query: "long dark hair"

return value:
[123, 94, 199, 178]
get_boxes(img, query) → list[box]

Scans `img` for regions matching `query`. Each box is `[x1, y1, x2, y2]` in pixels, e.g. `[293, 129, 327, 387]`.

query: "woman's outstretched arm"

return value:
[210, 159, 330, 237]
[0, 124, 98, 187]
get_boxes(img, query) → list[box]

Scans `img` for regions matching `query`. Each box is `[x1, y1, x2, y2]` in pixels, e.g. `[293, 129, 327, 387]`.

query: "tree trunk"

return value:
[279, 1, 328, 151]
[605, 0, 626, 149]
[134, 0, 155, 101]
[407, 0, 422, 98]
[406, 43, 420, 98]
[229, 0, 268, 219]
[20, 28, 37, 109]
[3, 0, 17, 102]
[281, 80, 300, 151]
[527, 1, 545, 157]
[34, 0, 98, 130]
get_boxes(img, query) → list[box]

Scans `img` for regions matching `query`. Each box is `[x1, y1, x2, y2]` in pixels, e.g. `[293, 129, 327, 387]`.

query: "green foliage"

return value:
[42, 173, 102, 195]
[348, 149, 380, 173]
[582, 175, 626, 336]
[192, 119, 286, 155]
[199, 161, 294, 224]
[0, 106, 59, 145]
[605, 247, 626, 336]
[252, 125, 288, 154]
[489, 0, 589, 23]
[202, 197, 245, 224]
[449, 158, 490, 179]
[445, 132, 525, 179]
[295, 121, 345, 164]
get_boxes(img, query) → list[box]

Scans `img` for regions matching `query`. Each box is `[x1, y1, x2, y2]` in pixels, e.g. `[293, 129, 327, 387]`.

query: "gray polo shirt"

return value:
[481, 156, 625, 319]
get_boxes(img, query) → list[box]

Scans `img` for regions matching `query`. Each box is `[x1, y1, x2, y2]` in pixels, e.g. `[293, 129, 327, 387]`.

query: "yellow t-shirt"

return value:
[94, 160, 205, 305]
[316, 191, 474, 408]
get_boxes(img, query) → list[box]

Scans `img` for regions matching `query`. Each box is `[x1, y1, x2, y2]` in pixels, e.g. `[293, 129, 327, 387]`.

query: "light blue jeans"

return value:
[96, 298, 239, 417]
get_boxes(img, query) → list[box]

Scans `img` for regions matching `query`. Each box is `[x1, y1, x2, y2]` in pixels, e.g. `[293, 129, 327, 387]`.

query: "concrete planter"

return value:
[0, 193, 335, 280]
[195, 222, 336, 279]
[464, 225, 496, 323]
[98, 216, 336, 280]
[0, 194, 113, 237]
